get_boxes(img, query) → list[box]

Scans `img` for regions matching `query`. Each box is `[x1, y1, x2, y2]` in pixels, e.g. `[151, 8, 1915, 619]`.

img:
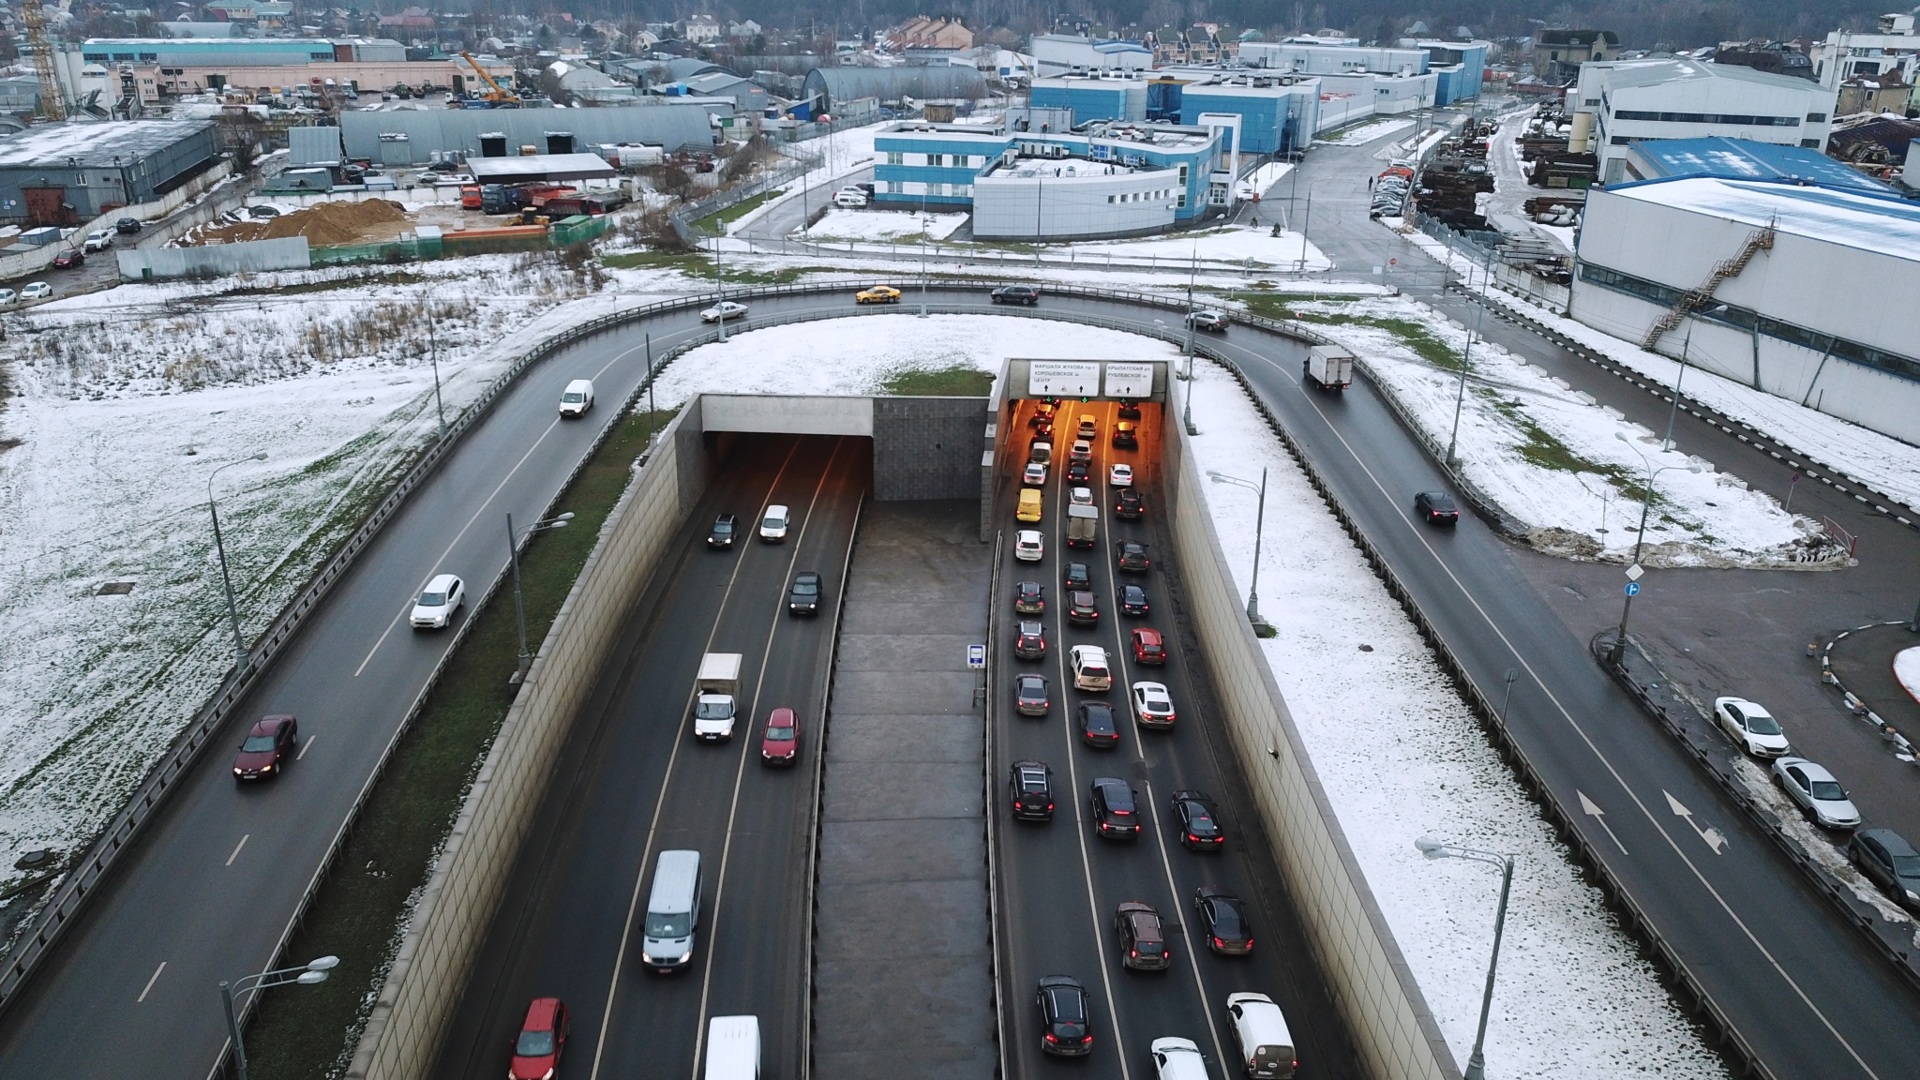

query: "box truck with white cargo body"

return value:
[693, 653, 743, 741]
[1303, 345, 1354, 392]
[1065, 503, 1098, 549]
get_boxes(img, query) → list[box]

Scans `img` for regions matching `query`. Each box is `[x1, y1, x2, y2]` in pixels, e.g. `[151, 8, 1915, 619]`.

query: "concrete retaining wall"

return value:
[117, 235, 311, 280]
[874, 397, 990, 501]
[1162, 375, 1458, 1080]
[347, 399, 711, 1080]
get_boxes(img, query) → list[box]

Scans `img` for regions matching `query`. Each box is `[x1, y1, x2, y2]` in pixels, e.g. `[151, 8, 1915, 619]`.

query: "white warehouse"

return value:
[1570, 176, 1920, 445]
[1571, 58, 1839, 184]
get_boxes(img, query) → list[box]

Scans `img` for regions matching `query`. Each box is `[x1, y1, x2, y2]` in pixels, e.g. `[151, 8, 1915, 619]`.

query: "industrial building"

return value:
[1233, 38, 1485, 106]
[1031, 72, 1322, 155]
[796, 66, 986, 121]
[1029, 34, 1153, 76]
[1621, 136, 1898, 196]
[1570, 58, 1840, 184]
[872, 118, 1232, 239]
[0, 120, 217, 224]
[1571, 176, 1920, 444]
[336, 103, 715, 163]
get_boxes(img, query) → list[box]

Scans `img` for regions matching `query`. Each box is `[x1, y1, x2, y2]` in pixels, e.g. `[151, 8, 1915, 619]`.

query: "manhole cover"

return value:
[14, 849, 54, 871]
[96, 581, 135, 596]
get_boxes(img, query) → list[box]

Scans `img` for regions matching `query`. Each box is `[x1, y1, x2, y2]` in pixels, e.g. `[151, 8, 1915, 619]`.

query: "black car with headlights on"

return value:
[708, 513, 739, 549]
[787, 571, 822, 615]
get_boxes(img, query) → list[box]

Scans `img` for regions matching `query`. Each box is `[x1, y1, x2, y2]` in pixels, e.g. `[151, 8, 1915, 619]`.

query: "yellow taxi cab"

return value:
[1016, 488, 1044, 523]
[855, 285, 902, 304]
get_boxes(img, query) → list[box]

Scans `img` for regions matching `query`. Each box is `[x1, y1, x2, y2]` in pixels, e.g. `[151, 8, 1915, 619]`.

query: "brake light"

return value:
[1213, 936, 1224, 948]
[1047, 803, 1054, 811]
[1045, 1033, 1058, 1044]
[1187, 833, 1199, 842]
[1129, 949, 1137, 958]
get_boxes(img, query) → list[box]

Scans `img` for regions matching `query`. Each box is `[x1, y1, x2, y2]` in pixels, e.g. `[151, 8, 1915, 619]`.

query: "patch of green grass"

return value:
[1358, 316, 1460, 370]
[693, 188, 784, 235]
[882, 365, 995, 396]
[245, 408, 675, 1080]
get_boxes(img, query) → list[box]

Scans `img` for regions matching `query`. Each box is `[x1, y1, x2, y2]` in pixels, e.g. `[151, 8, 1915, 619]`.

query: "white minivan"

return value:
[1070, 645, 1111, 692]
[1226, 992, 1298, 1078]
[759, 504, 790, 542]
[832, 189, 868, 208]
[559, 378, 595, 417]
[704, 1015, 761, 1079]
[642, 850, 703, 970]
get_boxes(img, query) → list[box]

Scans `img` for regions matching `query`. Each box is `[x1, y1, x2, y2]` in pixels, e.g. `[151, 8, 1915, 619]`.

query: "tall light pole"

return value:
[1607, 431, 1702, 665]
[1182, 244, 1199, 435]
[218, 955, 339, 1080]
[1296, 177, 1334, 274]
[1413, 837, 1515, 1080]
[1661, 328, 1692, 452]
[507, 511, 575, 684]
[918, 209, 930, 318]
[711, 232, 728, 342]
[1207, 468, 1268, 627]
[1444, 299, 1486, 467]
[426, 309, 446, 440]
[208, 451, 267, 666]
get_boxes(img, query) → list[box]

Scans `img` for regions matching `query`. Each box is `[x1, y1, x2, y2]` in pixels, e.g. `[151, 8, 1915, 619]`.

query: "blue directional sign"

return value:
[1624, 582, 1642, 597]
[967, 644, 986, 669]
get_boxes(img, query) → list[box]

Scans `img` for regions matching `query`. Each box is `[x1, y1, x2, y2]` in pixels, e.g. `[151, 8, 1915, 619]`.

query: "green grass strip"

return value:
[245, 407, 674, 1079]
[882, 365, 995, 396]
[692, 188, 784, 235]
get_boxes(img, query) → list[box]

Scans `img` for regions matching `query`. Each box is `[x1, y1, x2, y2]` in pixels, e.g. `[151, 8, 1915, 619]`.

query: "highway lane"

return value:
[432, 434, 863, 1080]
[0, 300, 728, 1078]
[994, 397, 1360, 1080]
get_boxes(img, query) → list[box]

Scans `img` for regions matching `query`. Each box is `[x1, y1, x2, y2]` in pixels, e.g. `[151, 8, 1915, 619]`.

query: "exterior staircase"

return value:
[1640, 223, 1776, 350]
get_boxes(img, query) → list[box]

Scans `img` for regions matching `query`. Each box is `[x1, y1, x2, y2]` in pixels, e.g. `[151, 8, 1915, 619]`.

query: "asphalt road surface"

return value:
[991, 397, 1359, 1080]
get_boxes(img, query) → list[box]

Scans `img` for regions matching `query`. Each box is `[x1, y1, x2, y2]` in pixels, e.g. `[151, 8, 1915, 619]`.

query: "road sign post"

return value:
[966, 644, 985, 670]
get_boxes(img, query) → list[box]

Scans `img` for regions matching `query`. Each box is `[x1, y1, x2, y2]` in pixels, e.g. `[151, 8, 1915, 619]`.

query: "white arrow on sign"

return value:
[1664, 790, 1727, 854]
[1577, 790, 1628, 854]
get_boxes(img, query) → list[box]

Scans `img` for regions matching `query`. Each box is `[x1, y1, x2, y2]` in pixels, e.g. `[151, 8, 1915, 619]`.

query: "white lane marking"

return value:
[1665, 791, 1728, 855]
[351, 330, 663, 679]
[1270, 348, 1883, 1078]
[225, 834, 249, 867]
[688, 438, 847, 1080]
[586, 438, 805, 1080]
[296, 735, 317, 760]
[137, 961, 166, 1003]
[1578, 791, 1629, 855]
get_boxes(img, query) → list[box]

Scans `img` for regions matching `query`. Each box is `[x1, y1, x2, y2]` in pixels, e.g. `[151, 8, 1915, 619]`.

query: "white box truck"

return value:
[1303, 344, 1354, 392]
[704, 1015, 760, 1079]
[1065, 503, 1099, 549]
[693, 653, 742, 741]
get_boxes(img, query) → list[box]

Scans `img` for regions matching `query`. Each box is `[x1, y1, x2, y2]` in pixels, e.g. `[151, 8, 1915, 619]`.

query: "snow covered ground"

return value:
[1048, 223, 1331, 272]
[1275, 294, 1839, 568]
[1319, 118, 1415, 147]
[1237, 162, 1295, 199]
[797, 207, 968, 242]
[655, 317, 1725, 1077]
[1401, 229, 1920, 517]
[0, 255, 689, 874]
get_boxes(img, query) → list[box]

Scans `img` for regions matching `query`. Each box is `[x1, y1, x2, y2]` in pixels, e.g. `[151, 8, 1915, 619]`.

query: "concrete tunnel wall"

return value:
[699, 393, 990, 503]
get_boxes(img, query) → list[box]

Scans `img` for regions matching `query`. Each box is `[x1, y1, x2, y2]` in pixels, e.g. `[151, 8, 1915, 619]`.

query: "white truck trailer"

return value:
[1303, 344, 1355, 392]
[692, 652, 743, 741]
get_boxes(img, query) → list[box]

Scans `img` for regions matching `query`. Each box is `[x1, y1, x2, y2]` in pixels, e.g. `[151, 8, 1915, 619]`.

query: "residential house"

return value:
[683, 15, 722, 44]
[883, 16, 973, 52]
[1837, 73, 1914, 116]
[1533, 28, 1618, 84]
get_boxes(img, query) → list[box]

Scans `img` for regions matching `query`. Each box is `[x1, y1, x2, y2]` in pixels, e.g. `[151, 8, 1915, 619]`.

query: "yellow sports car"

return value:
[855, 285, 903, 304]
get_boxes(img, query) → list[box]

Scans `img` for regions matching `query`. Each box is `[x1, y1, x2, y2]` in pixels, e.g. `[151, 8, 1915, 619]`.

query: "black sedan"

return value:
[1078, 701, 1120, 749]
[1169, 790, 1225, 850]
[1014, 620, 1047, 660]
[1089, 776, 1140, 838]
[1194, 885, 1253, 954]
[1015, 673, 1051, 717]
[1414, 491, 1459, 525]
[1013, 580, 1045, 615]
[787, 571, 823, 615]
[1066, 590, 1099, 626]
[1119, 584, 1150, 617]
[1850, 828, 1920, 911]
[1114, 539, 1150, 572]
[707, 513, 739, 549]
[1065, 459, 1091, 483]
[1115, 488, 1145, 520]
[1118, 401, 1142, 420]
[1035, 975, 1092, 1055]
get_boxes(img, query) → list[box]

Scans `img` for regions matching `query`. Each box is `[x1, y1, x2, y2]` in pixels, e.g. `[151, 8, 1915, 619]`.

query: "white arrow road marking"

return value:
[1665, 790, 1728, 854]
[1577, 790, 1628, 854]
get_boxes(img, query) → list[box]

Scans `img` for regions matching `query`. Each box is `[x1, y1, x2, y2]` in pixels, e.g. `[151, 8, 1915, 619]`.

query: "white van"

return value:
[559, 378, 595, 417]
[832, 189, 868, 208]
[1225, 992, 1297, 1078]
[1150, 1037, 1209, 1080]
[1070, 644, 1111, 692]
[759, 504, 790, 542]
[705, 1015, 761, 1079]
[641, 850, 702, 970]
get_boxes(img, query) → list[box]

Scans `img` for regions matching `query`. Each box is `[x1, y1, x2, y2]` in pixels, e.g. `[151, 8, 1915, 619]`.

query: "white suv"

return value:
[1014, 529, 1044, 562]
[82, 229, 114, 253]
[409, 573, 465, 630]
[1070, 644, 1111, 691]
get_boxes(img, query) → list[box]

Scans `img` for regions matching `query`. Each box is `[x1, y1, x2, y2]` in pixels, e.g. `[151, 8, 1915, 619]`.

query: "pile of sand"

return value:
[182, 199, 411, 247]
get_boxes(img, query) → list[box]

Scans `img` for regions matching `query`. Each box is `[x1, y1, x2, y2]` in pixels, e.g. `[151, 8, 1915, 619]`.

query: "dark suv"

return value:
[1009, 759, 1055, 821]
[991, 284, 1041, 305]
[1015, 673, 1050, 717]
[1114, 540, 1151, 573]
[1035, 976, 1092, 1056]
[1014, 580, 1046, 615]
[1014, 620, 1047, 660]
[1115, 488, 1145, 520]
[1067, 590, 1099, 626]
[1113, 901, 1170, 970]
[787, 571, 822, 615]
[1063, 562, 1092, 591]
[1089, 777, 1140, 839]
[707, 513, 739, 549]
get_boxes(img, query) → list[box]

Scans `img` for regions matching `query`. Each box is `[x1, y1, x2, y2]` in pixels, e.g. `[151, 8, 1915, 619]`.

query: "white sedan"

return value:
[1131, 681, 1176, 728]
[1023, 461, 1047, 486]
[1069, 486, 1094, 507]
[409, 572, 466, 630]
[1109, 463, 1134, 487]
[1014, 529, 1045, 562]
[1713, 696, 1790, 758]
[1771, 757, 1861, 830]
[701, 300, 749, 323]
[20, 282, 51, 300]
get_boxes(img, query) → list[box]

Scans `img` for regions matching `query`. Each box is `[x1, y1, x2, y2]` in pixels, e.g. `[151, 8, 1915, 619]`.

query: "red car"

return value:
[1131, 628, 1167, 665]
[510, 998, 568, 1080]
[51, 248, 84, 269]
[232, 714, 298, 780]
[761, 707, 799, 766]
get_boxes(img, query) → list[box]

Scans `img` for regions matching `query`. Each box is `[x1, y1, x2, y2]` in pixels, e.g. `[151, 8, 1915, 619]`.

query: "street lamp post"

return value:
[1207, 469, 1268, 627]
[1414, 837, 1516, 1080]
[1661, 329, 1692, 453]
[1607, 431, 1703, 665]
[426, 310, 446, 440]
[218, 955, 339, 1080]
[1182, 245, 1199, 435]
[711, 233, 728, 342]
[918, 210, 930, 318]
[208, 451, 268, 666]
[1443, 299, 1486, 467]
[507, 511, 576, 684]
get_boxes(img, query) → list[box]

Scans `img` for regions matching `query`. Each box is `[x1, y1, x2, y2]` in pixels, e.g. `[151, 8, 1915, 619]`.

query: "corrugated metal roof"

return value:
[1630, 137, 1895, 197]
[339, 104, 713, 156]
[1609, 175, 1920, 258]
[0, 119, 213, 168]
[468, 152, 617, 182]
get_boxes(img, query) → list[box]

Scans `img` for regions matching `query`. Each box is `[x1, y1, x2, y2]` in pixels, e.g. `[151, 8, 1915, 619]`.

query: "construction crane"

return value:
[20, 0, 66, 121]
[460, 53, 521, 108]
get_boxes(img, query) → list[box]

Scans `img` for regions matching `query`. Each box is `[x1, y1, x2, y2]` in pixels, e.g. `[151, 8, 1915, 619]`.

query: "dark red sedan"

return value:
[232, 714, 298, 781]
[761, 707, 800, 766]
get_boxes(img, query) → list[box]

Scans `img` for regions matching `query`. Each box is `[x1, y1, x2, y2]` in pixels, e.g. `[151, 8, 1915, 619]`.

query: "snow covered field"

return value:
[1319, 118, 1416, 146]
[1053, 223, 1331, 271]
[798, 207, 968, 242]
[1279, 294, 1839, 568]
[656, 317, 1725, 1077]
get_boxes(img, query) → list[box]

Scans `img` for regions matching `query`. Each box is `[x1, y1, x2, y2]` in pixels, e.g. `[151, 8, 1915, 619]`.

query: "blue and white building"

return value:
[872, 119, 1231, 239]
[1416, 40, 1488, 105]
